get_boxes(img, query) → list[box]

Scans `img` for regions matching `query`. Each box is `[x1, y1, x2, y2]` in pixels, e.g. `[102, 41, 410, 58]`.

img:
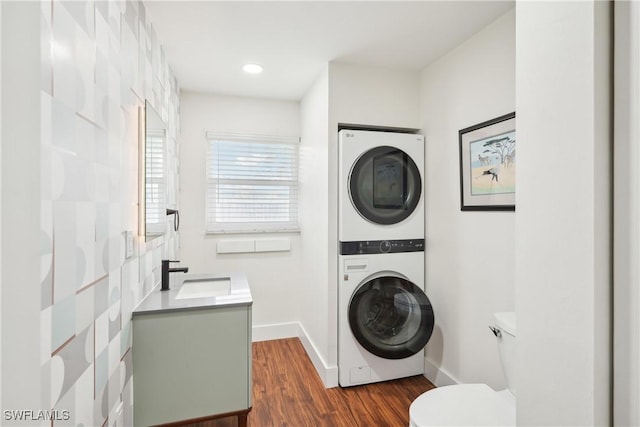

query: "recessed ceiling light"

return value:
[243, 63, 264, 74]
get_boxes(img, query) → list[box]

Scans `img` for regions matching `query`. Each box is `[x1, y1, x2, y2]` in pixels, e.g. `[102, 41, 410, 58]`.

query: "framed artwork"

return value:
[459, 112, 516, 211]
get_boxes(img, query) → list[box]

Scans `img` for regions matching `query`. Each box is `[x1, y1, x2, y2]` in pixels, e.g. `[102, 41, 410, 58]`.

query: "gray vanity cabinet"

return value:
[132, 304, 252, 426]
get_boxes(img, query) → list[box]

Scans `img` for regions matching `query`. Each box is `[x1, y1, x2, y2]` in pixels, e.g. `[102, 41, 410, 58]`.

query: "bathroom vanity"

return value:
[132, 273, 252, 426]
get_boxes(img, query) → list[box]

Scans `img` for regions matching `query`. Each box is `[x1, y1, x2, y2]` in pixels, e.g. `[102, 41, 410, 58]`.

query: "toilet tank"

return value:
[493, 312, 516, 397]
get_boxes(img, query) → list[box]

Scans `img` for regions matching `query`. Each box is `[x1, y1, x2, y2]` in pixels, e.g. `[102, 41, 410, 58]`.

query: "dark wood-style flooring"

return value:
[188, 338, 435, 427]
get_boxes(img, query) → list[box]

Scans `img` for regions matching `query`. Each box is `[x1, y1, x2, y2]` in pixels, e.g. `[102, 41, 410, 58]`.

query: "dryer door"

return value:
[348, 275, 434, 359]
[349, 146, 422, 225]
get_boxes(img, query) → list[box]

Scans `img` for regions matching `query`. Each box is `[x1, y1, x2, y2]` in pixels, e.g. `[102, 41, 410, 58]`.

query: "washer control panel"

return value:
[340, 239, 424, 255]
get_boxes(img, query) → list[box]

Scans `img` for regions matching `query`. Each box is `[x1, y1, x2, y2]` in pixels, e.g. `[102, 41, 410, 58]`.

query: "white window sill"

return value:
[205, 227, 300, 235]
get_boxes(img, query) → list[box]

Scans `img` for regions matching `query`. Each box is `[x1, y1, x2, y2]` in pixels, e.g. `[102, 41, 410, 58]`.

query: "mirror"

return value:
[139, 100, 167, 241]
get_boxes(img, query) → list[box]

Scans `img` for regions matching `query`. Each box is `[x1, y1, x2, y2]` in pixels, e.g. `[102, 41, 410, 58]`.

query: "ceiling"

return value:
[143, 1, 514, 101]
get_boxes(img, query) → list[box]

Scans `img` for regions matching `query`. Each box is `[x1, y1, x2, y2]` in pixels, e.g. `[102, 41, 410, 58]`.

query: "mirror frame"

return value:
[139, 100, 168, 241]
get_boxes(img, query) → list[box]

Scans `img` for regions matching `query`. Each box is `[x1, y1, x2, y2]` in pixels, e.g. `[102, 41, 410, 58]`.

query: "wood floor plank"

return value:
[186, 338, 435, 427]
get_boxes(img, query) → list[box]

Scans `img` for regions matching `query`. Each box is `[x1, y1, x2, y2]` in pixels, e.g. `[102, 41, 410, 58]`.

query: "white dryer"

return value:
[339, 130, 425, 242]
[338, 241, 434, 387]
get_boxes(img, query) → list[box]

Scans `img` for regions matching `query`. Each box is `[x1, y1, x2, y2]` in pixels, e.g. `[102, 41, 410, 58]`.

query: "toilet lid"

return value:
[410, 384, 515, 426]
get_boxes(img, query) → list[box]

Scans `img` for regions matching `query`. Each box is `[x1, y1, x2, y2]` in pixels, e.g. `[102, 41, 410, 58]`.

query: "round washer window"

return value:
[349, 146, 422, 225]
[348, 275, 434, 359]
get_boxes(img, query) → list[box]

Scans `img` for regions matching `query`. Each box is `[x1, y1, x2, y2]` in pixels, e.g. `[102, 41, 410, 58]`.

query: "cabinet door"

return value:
[133, 306, 251, 426]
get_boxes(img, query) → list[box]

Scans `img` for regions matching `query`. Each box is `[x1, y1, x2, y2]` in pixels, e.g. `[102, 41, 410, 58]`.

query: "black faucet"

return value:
[161, 260, 189, 291]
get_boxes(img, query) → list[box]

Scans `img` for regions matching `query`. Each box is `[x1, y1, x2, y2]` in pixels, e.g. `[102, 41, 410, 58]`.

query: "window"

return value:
[206, 132, 299, 233]
[145, 129, 166, 236]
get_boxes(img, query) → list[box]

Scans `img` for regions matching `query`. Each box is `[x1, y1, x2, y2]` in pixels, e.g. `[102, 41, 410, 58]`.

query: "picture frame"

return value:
[459, 112, 516, 211]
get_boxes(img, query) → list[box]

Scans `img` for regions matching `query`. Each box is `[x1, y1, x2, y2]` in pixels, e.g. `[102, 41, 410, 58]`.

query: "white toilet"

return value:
[409, 312, 516, 427]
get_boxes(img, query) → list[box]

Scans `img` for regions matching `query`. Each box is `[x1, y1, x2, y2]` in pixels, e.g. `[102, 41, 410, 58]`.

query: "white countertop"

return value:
[133, 272, 253, 317]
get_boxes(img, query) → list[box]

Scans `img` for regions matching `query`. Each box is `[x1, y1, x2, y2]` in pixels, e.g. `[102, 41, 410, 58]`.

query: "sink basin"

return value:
[175, 277, 232, 300]
[133, 272, 251, 315]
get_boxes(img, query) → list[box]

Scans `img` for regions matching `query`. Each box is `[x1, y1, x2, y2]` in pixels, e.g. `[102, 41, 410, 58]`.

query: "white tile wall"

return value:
[39, 0, 180, 424]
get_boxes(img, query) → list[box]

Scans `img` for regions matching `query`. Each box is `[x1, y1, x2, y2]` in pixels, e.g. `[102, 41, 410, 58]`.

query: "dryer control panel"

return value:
[339, 239, 424, 255]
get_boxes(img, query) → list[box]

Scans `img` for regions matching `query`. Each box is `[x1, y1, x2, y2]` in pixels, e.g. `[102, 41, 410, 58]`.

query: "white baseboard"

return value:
[298, 323, 339, 388]
[252, 322, 301, 342]
[424, 357, 458, 387]
[252, 321, 338, 389]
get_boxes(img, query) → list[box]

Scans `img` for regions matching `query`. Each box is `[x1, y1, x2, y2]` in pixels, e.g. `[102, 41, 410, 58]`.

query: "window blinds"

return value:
[206, 133, 299, 233]
[145, 130, 166, 235]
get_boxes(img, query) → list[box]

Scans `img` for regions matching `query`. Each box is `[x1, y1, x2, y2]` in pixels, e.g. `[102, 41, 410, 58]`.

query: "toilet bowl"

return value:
[409, 312, 516, 427]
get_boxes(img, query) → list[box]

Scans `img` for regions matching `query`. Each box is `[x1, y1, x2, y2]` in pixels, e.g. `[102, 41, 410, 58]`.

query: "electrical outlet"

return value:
[125, 231, 134, 258]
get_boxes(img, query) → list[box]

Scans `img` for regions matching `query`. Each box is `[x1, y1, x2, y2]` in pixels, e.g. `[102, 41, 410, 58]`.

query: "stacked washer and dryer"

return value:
[338, 129, 435, 387]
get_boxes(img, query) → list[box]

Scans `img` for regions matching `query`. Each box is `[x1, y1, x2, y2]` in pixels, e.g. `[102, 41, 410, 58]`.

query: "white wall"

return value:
[1, 2, 41, 420]
[328, 62, 421, 130]
[419, 9, 515, 389]
[298, 66, 333, 384]
[328, 63, 422, 372]
[614, 2, 640, 424]
[515, 2, 611, 425]
[0, 1, 3, 414]
[1, 2, 181, 425]
[179, 91, 303, 337]
[296, 63, 422, 387]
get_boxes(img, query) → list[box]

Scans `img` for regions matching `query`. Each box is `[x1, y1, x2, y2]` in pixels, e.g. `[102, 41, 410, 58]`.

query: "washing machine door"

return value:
[349, 275, 434, 359]
[349, 146, 422, 225]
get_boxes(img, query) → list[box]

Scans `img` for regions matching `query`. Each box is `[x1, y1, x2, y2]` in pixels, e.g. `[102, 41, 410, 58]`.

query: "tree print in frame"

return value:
[459, 112, 516, 211]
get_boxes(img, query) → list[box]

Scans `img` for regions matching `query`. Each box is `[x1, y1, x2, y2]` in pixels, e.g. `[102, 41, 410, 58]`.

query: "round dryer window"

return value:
[349, 146, 422, 225]
[349, 275, 434, 360]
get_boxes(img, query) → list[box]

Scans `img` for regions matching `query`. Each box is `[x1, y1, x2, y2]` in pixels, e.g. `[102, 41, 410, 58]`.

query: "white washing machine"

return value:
[339, 129, 425, 242]
[338, 241, 434, 387]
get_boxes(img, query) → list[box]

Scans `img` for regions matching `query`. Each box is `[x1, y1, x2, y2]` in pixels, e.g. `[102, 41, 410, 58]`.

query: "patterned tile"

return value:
[56, 325, 94, 404]
[52, 295, 75, 352]
[41, 206, 54, 309]
[73, 366, 95, 426]
[60, 1, 95, 38]
[40, 1, 180, 424]
[75, 282, 95, 334]
[94, 346, 108, 403]
[53, 372, 75, 426]
[41, 307, 53, 365]
[52, 0, 82, 112]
